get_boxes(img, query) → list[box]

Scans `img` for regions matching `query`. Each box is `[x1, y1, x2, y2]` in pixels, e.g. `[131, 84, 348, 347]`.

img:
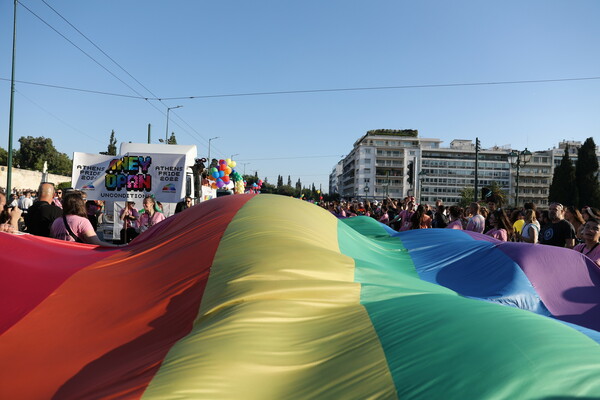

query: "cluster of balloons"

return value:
[208, 159, 237, 189]
[234, 180, 245, 194]
[248, 180, 263, 194]
[205, 158, 267, 195]
[228, 164, 245, 194]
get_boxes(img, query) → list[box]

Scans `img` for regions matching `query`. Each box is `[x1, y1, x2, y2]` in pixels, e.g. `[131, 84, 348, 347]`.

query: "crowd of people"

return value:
[0, 182, 175, 246]
[320, 196, 600, 267]
[2, 185, 599, 266]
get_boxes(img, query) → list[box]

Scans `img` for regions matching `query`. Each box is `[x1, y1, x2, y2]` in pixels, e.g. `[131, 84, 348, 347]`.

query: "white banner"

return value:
[72, 152, 187, 203]
[200, 186, 217, 202]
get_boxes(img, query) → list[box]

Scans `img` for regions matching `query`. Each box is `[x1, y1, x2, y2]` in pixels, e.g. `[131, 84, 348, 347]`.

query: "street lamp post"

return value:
[383, 170, 390, 200]
[508, 148, 532, 207]
[418, 170, 428, 204]
[364, 185, 369, 200]
[230, 153, 239, 161]
[241, 162, 250, 175]
[165, 105, 182, 143]
[208, 136, 219, 163]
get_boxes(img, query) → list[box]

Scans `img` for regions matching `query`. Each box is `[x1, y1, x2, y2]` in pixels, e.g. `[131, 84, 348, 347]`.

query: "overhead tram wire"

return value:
[155, 76, 600, 100]
[0, 78, 143, 99]
[17, 1, 169, 133]
[238, 155, 345, 161]
[38, 0, 160, 105]
[18, 1, 209, 147]
[18, 1, 149, 101]
[15, 89, 105, 145]
[3, 76, 600, 103]
[0, 77, 211, 150]
[38, 0, 211, 148]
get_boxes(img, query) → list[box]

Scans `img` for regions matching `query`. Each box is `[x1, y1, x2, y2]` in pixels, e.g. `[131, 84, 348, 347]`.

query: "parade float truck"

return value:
[72, 143, 216, 242]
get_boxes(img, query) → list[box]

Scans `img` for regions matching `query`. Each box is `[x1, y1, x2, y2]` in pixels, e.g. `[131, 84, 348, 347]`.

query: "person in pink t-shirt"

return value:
[574, 217, 600, 267]
[446, 206, 464, 230]
[139, 195, 166, 234]
[51, 191, 118, 246]
[398, 198, 415, 232]
[485, 209, 513, 242]
[466, 202, 485, 234]
[378, 206, 390, 225]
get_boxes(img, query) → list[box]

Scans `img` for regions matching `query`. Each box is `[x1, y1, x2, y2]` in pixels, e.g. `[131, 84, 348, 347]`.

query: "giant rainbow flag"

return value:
[1, 194, 600, 399]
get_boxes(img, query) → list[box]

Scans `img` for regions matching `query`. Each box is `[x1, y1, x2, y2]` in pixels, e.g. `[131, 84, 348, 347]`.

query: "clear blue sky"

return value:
[1, 1, 599, 192]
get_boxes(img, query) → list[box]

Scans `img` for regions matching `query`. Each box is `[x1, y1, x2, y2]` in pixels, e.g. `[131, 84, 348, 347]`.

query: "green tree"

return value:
[275, 185, 295, 196]
[323, 192, 340, 202]
[243, 174, 258, 186]
[100, 130, 117, 156]
[277, 175, 283, 188]
[549, 145, 578, 206]
[287, 175, 292, 186]
[56, 181, 72, 191]
[17, 136, 72, 176]
[0, 147, 8, 165]
[295, 178, 302, 192]
[487, 181, 507, 207]
[301, 187, 312, 199]
[575, 137, 600, 208]
[167, 132, 177, 145]
[259, 181, 275, 194]
[458, 187, 475, 208]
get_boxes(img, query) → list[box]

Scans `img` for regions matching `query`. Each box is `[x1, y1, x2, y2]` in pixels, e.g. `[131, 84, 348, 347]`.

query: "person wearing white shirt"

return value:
[18, 191, 34, 213]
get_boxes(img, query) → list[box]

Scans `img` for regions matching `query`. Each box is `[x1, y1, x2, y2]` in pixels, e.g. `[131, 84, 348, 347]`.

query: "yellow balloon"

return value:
[225, 158, 231, 165]
[230, 161, 237, 168]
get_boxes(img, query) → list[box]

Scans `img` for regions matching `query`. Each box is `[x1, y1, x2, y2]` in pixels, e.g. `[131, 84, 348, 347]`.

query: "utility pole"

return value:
[241, 162, 250, 175]
[208, 137, 219, 163]
[147, 124, 151, 144]
[6, 0, 17, 195]
[165, 105, 182, 143]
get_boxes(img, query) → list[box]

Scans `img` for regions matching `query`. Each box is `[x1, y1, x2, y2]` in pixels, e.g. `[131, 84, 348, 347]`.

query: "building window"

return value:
[364, 168, 371, 173]
[364, 159, 371, 164]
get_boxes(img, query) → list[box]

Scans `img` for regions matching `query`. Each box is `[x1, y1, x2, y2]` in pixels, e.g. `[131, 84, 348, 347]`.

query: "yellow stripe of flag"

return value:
[143, 195, 396, 399]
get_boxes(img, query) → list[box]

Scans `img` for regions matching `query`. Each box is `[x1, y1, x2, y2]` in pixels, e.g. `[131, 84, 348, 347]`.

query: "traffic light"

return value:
[407, 161, 414, 185]
[481, 187, 490, 200]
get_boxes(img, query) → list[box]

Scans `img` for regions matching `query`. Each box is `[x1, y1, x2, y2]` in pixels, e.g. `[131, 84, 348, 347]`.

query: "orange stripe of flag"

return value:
[0, 194, 253, 400]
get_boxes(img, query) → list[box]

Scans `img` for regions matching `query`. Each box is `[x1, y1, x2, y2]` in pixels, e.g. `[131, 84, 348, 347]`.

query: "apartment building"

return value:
[329, 130, 596, 207]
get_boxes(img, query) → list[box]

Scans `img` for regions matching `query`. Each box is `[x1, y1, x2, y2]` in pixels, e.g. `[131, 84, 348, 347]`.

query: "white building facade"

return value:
[329, 130, 598, 207]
